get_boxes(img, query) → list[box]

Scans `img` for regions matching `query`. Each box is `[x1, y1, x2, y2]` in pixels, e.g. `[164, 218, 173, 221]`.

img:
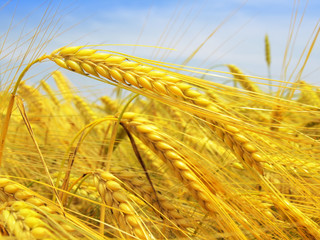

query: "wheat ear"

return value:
[227, 64, 262, 93]
[273, 197, 320, 239]
[51, 70, 74, 103]
[100, 96, 120, 114]
[73, 95, 98, 123]
[298, 81, 320, 108]
[112, 168, 191, 229]
[0, 200, 64, 239]
[120, 112, 257, 240]
[0, 178, 96, 239]
[40, 80, 60, 106]
[93, 170, 152, 239]
[265, 34, 271, 68]
[46, 46, 265, 175]
[17, 82, 46, 115]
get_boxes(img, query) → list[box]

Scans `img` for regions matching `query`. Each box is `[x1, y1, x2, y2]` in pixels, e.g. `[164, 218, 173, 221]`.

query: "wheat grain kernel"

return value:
[251, 153, 264, 162]
[165, 150, 182, 160]
[122, 112, 137, 120]
[123, 72, 139, 87]
[181, 171, 197, 182]
[81, 62, 99, 76]
[96, 65, 112, 79]
[118, 217, 127, 231]
[31, 227, 50, 238]
[172, 160, 189, 170]
[234, 134, 249, 143]
[134, 65, 153, 73]
[168, 85, 184, 97]
[148, 70, 166, 78]
[198, 191, 210, 201]
[205, 202, 216, 213]
[98, 183, 106, 197]
[105, 56, 126, 63]
[160, 201, 175, 211]
[18, 209, 40, 218]
[110, 68, 125, 83]
[53, 58, 68, 69]
[189, 182, 203, 191]
[11, 201, 28, 210]
[126, 215, 140, 227]
[76, 49, 97, 56]
[24, 217, 45, 228]
[120, 61, 139, 69]
[119, 203, 132, 213]
[225, 125, 240, 133]
[138, 76, 153, 90]
[106, 181, 122, 191]
[243, 143, 257, 153]
[184, 89, 202, 98]
[194, 97, 211, 107]
[134, 228, 147, 240]
[0, 178, 10, 187]
[4, 184, 19, 194]
[100, 171, 115, 181]
[131, 178, 144, 186]
[162, 75, 180, 83]
[242, 153, 252, 165]
[38, 205, 56, 214]
[155, 142, 173, 150]
[61, 223, 76, 232]
[26, 198, 44, 206]
[146, 133, 162, 141]
[153, 81, 167, 94]
[90, 53, 111, 59]
[232, 162, 244, 170]
[66, 59, 84, 74]
[104, 193, 113, 206]
[224, 135, 234, 148]
[113, 192, 127, 203]
[177, 83, 191, 91]
[136, 125, 155, 133]
[59, 46, 82, 55]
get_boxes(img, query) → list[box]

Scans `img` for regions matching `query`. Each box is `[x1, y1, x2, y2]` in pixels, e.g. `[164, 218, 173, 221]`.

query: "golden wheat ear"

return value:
[45, 46, 265, 175]
[0, 178, 102, 239]
[93, 170, 153, 239]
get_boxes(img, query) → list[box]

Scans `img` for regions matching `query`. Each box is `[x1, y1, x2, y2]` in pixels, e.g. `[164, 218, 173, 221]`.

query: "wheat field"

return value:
[0, 1, 320, 239]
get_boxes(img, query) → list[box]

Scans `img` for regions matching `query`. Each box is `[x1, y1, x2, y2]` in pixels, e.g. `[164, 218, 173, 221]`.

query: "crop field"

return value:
[0, 1, 320, 239]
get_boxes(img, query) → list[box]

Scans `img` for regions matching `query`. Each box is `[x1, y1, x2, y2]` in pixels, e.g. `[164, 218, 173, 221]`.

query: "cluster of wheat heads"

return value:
[0, 42, 320, 240]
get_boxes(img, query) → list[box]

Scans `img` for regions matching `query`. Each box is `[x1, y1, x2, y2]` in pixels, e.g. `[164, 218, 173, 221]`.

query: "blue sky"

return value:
[1, 0, 320, 95]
